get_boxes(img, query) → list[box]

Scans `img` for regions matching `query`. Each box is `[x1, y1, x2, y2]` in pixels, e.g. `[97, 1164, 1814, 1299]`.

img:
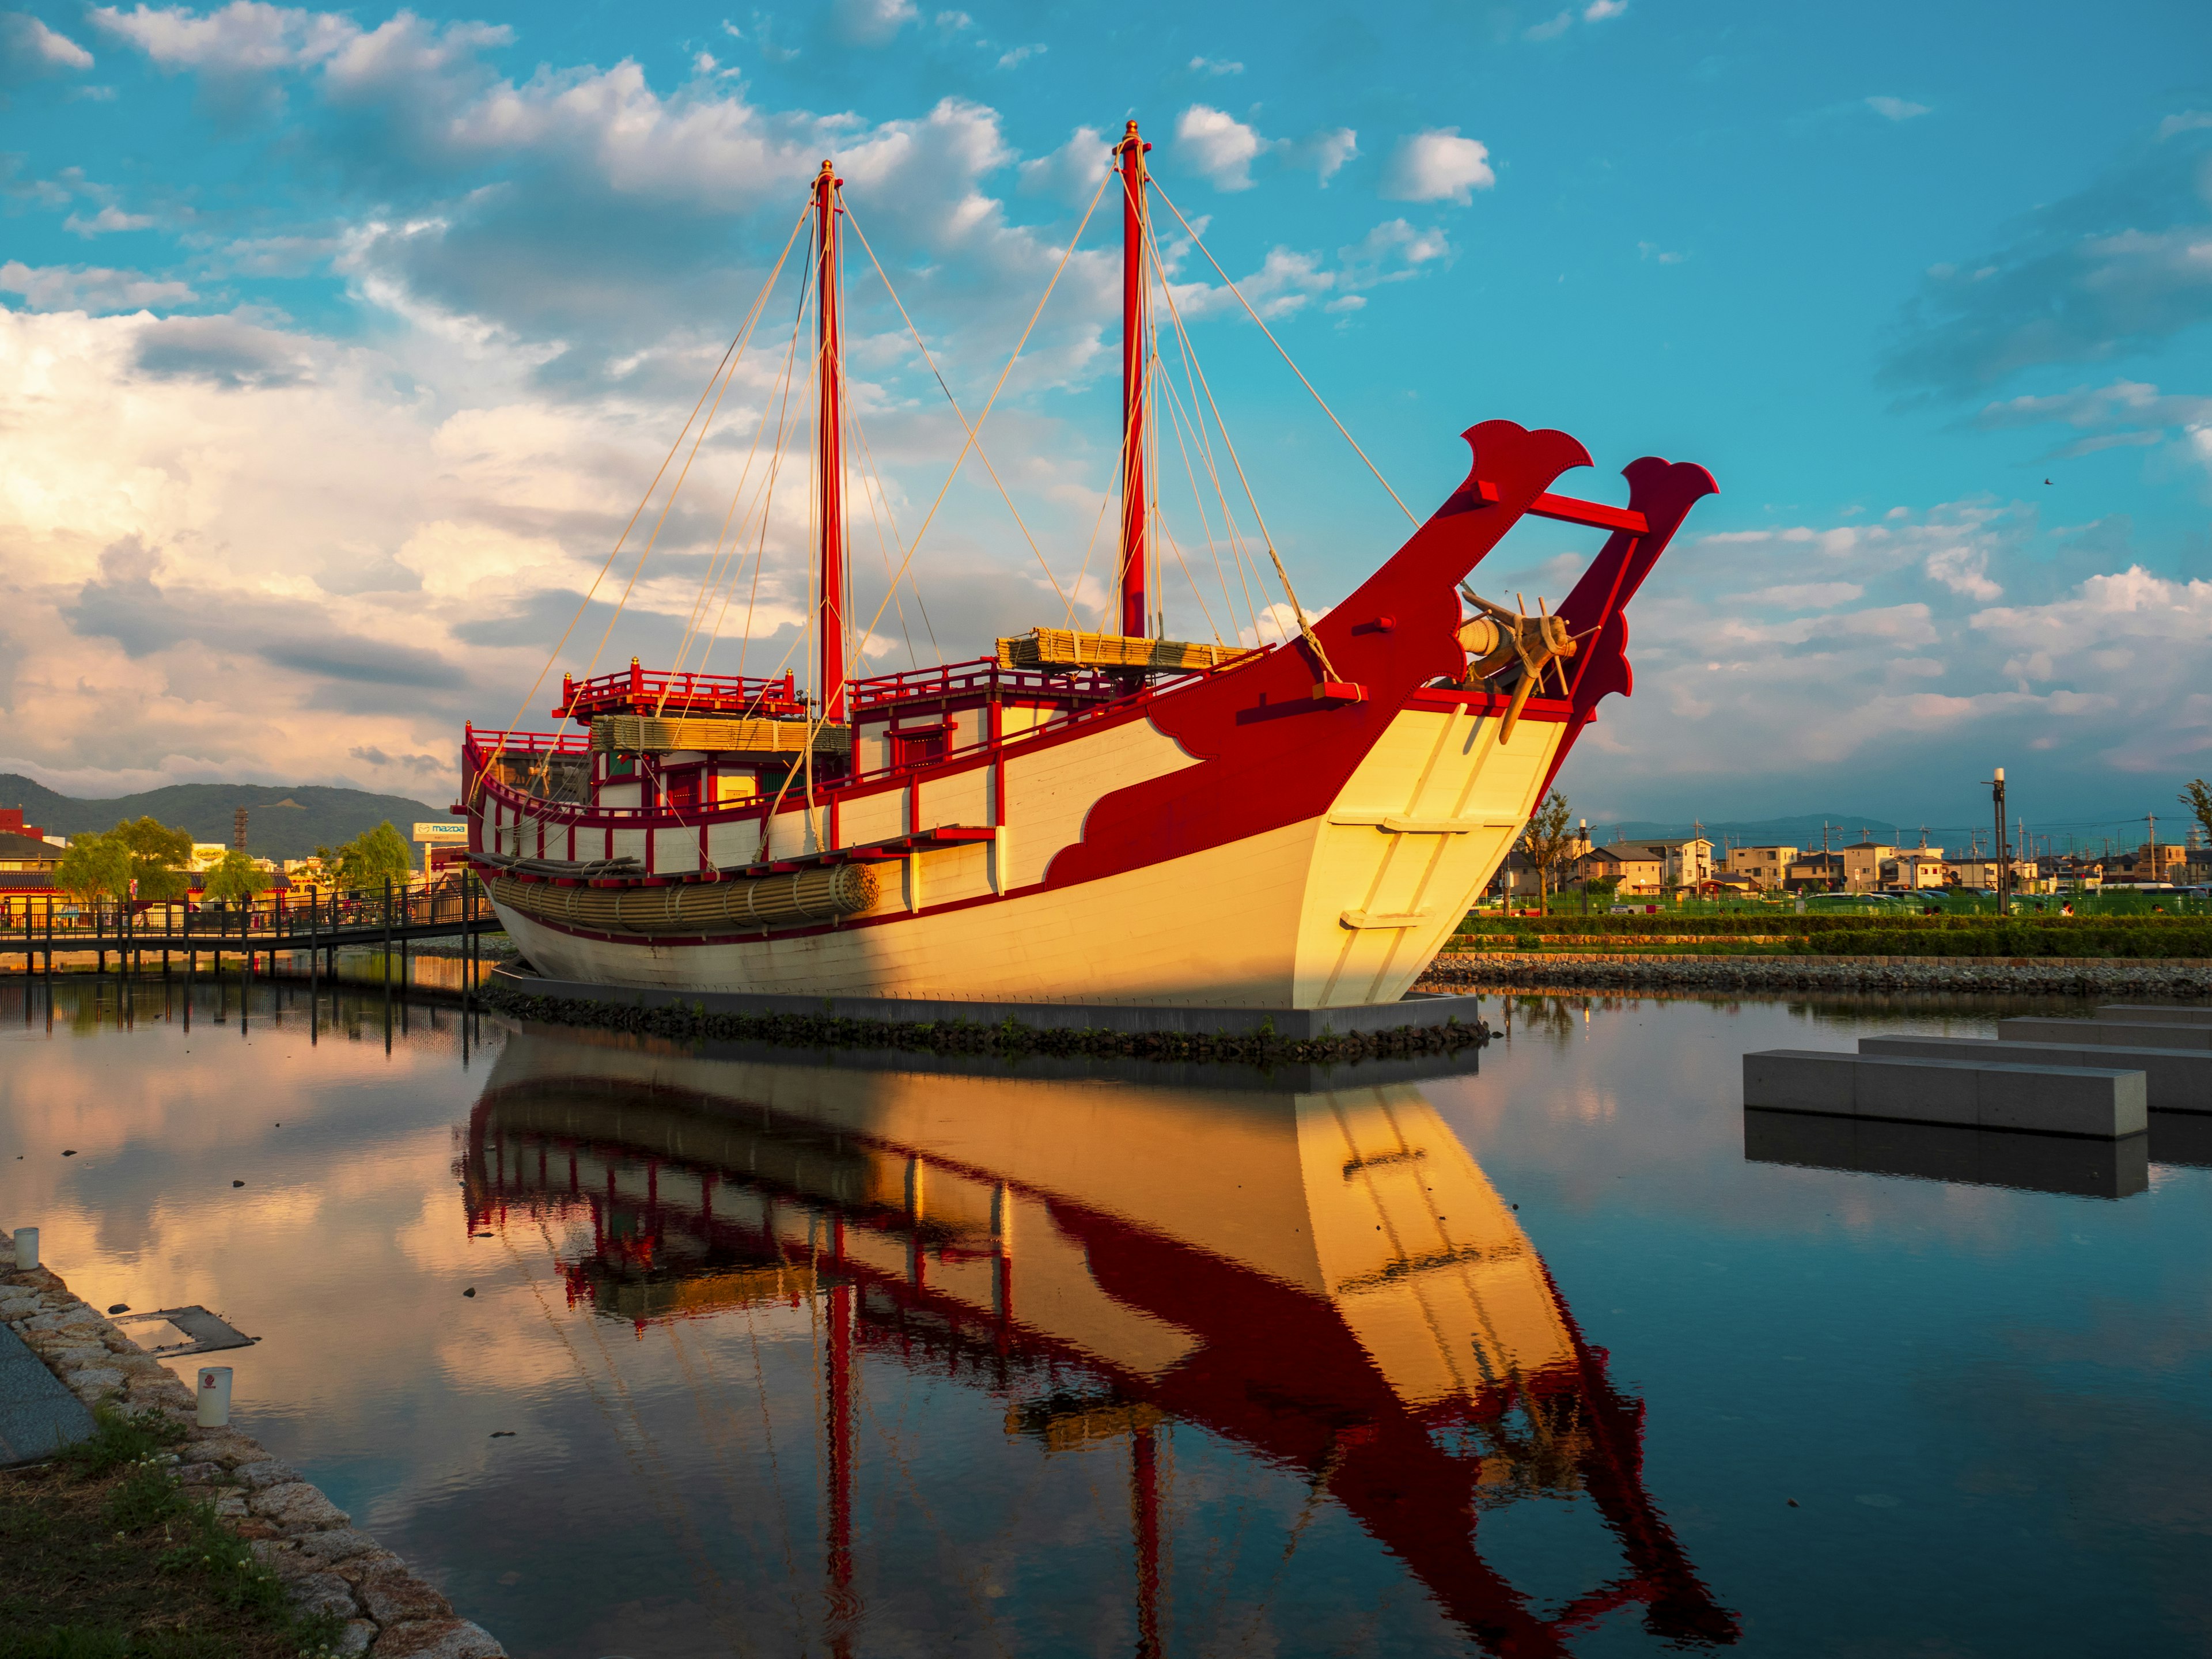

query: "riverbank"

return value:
[1426, 951, 2212, 995]
[1, 1235, 505, 1658]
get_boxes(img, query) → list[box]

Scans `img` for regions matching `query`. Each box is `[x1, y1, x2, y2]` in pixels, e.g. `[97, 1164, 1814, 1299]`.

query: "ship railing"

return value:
[555, 665, 806, 721]
[462, 656, 1235, 827]
[847, 656, 1125, 711]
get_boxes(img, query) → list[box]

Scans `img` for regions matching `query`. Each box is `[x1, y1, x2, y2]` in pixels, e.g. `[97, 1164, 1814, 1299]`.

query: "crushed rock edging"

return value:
[1, 1238, 505, 1659]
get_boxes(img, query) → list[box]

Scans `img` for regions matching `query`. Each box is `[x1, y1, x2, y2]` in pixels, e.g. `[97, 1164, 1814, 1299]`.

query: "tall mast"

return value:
[815, 158, 847, 722]
[1117, 119, 1151, 639]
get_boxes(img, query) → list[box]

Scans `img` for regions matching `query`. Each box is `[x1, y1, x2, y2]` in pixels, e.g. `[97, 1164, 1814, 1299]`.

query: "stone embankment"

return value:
[1426, 952, 2212, 997]
[1, 1236, 503, 1659]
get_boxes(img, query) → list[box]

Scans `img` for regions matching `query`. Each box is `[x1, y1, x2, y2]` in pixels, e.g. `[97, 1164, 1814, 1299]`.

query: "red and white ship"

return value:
[459, 123, 1715, 1008]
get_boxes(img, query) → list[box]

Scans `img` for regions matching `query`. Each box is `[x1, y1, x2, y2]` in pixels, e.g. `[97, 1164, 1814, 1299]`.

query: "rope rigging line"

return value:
[1148, 222, 1287, 649]
[849, 410, 944, 665]
[1144, 210, 1342, 683]
[660, 274, 812, 709]
[582, 208, 815, 687]
[1153, 358, 1256, 645]
[842, 198, 1080, 630]
[464, 200, 811, 804]
[1154, 298, 1270, 646]
[1152, 180, 1420, 528]
[749, 163, 1114, 858]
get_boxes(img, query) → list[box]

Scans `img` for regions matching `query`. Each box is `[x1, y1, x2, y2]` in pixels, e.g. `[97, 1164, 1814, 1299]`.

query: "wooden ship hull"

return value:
[458, 138, 1714, 1010]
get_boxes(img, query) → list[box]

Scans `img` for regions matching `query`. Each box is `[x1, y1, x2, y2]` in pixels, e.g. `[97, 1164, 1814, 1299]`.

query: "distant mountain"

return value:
[1593, 815, 1908, 849]
[0, 774, 446, 861]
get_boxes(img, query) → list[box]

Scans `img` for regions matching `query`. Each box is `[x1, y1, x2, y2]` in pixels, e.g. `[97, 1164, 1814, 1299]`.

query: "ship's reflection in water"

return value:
[462, 1029, 1735, 1655]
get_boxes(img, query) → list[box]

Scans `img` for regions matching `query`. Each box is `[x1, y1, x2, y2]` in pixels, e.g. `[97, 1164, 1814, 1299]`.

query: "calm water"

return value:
[2, 975, 2208, 1657]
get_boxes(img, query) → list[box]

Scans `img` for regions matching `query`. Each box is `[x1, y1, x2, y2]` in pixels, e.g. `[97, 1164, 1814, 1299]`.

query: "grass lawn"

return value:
[0, 1408, 342, 1659]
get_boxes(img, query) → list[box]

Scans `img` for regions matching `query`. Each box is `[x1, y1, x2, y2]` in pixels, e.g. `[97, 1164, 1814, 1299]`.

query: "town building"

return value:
[1883, 851, 1950, 891]
[1722, 844, 1796, 889]
[1784, 851, 1846, 891]
[1576, 844, 1666, 896]
[1839, 840, 1896, 893]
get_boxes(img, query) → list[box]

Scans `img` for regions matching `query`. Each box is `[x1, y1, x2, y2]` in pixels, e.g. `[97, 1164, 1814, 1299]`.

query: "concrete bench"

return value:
[1743, 1050, 2146, 1138]
[2095, 1005, 2212, 1027]
[1999, 1017, 2212, 1052]
[1744, 1109, 2150, 1199]
[1858, 1035, 2211, 1115]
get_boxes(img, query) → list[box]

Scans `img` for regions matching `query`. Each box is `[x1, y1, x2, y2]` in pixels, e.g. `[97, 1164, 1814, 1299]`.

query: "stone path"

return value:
[1, 1232, 506, 1659]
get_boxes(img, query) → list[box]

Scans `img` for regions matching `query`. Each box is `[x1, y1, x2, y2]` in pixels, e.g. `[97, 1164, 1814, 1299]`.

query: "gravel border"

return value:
[1426, 952, 2212, 996]
[1, 1236, 505, 1659]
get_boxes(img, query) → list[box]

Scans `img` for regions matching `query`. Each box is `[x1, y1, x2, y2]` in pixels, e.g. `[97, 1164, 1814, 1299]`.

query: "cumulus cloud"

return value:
[833, 0, 915, 44]
[1382, 128, 1494, 203]
[1, 11, 95, 81]
[90, 1, 358, 69]
[1293, 126, 1358, 187]
[1188, 55, 1241, 75]
[0, 259, 197, 310]
[1535, 493, 2212, 820]
[63, 203, 154, 236]
[1866, 95, 1930, 120]
[1175, 104, 1269, 192]
[1884, 117, 2212, 395]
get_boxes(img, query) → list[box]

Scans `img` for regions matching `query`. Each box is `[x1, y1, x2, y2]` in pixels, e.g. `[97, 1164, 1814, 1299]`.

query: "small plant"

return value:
[61, 1406, 186, 1478]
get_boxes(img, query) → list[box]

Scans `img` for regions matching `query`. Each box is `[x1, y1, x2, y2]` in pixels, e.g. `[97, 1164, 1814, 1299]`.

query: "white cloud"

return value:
[1017, 124, 1108, 206]
[2, 11, 95, 71]
[834, 0, 916, 44]
[1297, 126, 1358, 187]
[1524, 10, 1572, 40]
[63, 204, 155, 236]
[2157, 111, 2212, 141]
[1188, 55, 1242, 75]
[1584, 0, 1627, 18]
[90, 1, 360, 69]
[994, 42, 1043, 69]
[1866, 95, 1931, 121]
[1382, 129, 1494, 203]
[1175, 104, 1270, 192]
[0, 259, 197, 310]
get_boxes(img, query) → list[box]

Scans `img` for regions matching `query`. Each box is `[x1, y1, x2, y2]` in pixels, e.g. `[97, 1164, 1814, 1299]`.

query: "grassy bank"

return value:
[0, 1407, 342, 1659]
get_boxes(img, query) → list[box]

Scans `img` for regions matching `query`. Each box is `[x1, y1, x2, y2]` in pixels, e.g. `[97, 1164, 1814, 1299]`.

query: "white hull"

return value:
[488, 700, 1564, 1009]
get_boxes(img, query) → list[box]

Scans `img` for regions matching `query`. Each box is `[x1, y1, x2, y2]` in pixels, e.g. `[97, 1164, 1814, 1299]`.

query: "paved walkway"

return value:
[0, 1315, 94, 1465]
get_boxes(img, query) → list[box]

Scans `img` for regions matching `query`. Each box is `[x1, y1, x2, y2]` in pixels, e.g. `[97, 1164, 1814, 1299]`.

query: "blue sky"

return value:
[2, 0, 2209, 845]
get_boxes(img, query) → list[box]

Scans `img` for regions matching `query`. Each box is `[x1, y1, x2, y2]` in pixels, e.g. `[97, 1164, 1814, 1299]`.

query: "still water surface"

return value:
[2, 977, 2207, 1656]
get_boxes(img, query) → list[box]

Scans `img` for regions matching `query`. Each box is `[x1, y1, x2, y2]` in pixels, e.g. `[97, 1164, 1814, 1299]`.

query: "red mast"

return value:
[815, 158, 848, 722]
[1118, 120, 1151, 640]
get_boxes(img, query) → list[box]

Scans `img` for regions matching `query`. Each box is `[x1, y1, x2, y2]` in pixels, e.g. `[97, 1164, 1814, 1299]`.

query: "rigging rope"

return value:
[1152, 181, 1420, 528]
[1144, 211, 1343, 683]
[842, 199, 1079, 629]
[465, 202, 811, 804]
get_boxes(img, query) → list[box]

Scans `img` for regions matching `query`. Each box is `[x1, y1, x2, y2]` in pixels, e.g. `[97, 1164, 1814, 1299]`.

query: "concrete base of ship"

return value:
[488, 964, 1490, 1040]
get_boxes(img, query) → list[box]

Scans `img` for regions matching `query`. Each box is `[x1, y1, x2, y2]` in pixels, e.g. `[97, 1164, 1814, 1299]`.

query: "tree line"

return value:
[51, 819, 419, 907]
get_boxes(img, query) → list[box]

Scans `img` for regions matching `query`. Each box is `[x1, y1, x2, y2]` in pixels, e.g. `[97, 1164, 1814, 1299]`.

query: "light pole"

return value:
[1989, 766, 2008, 912]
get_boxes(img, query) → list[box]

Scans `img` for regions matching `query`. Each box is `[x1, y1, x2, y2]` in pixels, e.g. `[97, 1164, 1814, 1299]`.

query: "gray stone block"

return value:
[1860, 1036, 2212, 1115]
[2095, 1005, 2212, 1025]
[1999, 1017, 2212, 1051]
[1744, 1050, 2147, 1138]
[1743, 1050, 1861, 1113]
[1744, 1109, 2151, 1199]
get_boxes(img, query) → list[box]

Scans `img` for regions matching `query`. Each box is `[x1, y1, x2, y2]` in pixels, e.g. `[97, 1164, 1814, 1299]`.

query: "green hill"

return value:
[0, 774, 448, 862]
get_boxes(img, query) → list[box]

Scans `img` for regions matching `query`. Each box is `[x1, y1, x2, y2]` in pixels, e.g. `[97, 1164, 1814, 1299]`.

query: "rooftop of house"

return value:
[0, 831, 59, 863]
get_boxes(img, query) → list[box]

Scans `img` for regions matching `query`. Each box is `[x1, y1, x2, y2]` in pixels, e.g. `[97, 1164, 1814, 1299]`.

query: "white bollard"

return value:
[10, 1226, 36, 1271]
[196, 1366, 233, 1428]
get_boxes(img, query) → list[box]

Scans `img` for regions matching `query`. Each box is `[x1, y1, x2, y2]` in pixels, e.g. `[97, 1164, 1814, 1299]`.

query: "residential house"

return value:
[1883, 850, 1950, 891]
[1839, 840, 1896, 893]
[1722, 844, 1796, 889]
[1785, 851, 1846, 891]
[1646, 837, 1714, 888]
[1576, 844, 1665, 896]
